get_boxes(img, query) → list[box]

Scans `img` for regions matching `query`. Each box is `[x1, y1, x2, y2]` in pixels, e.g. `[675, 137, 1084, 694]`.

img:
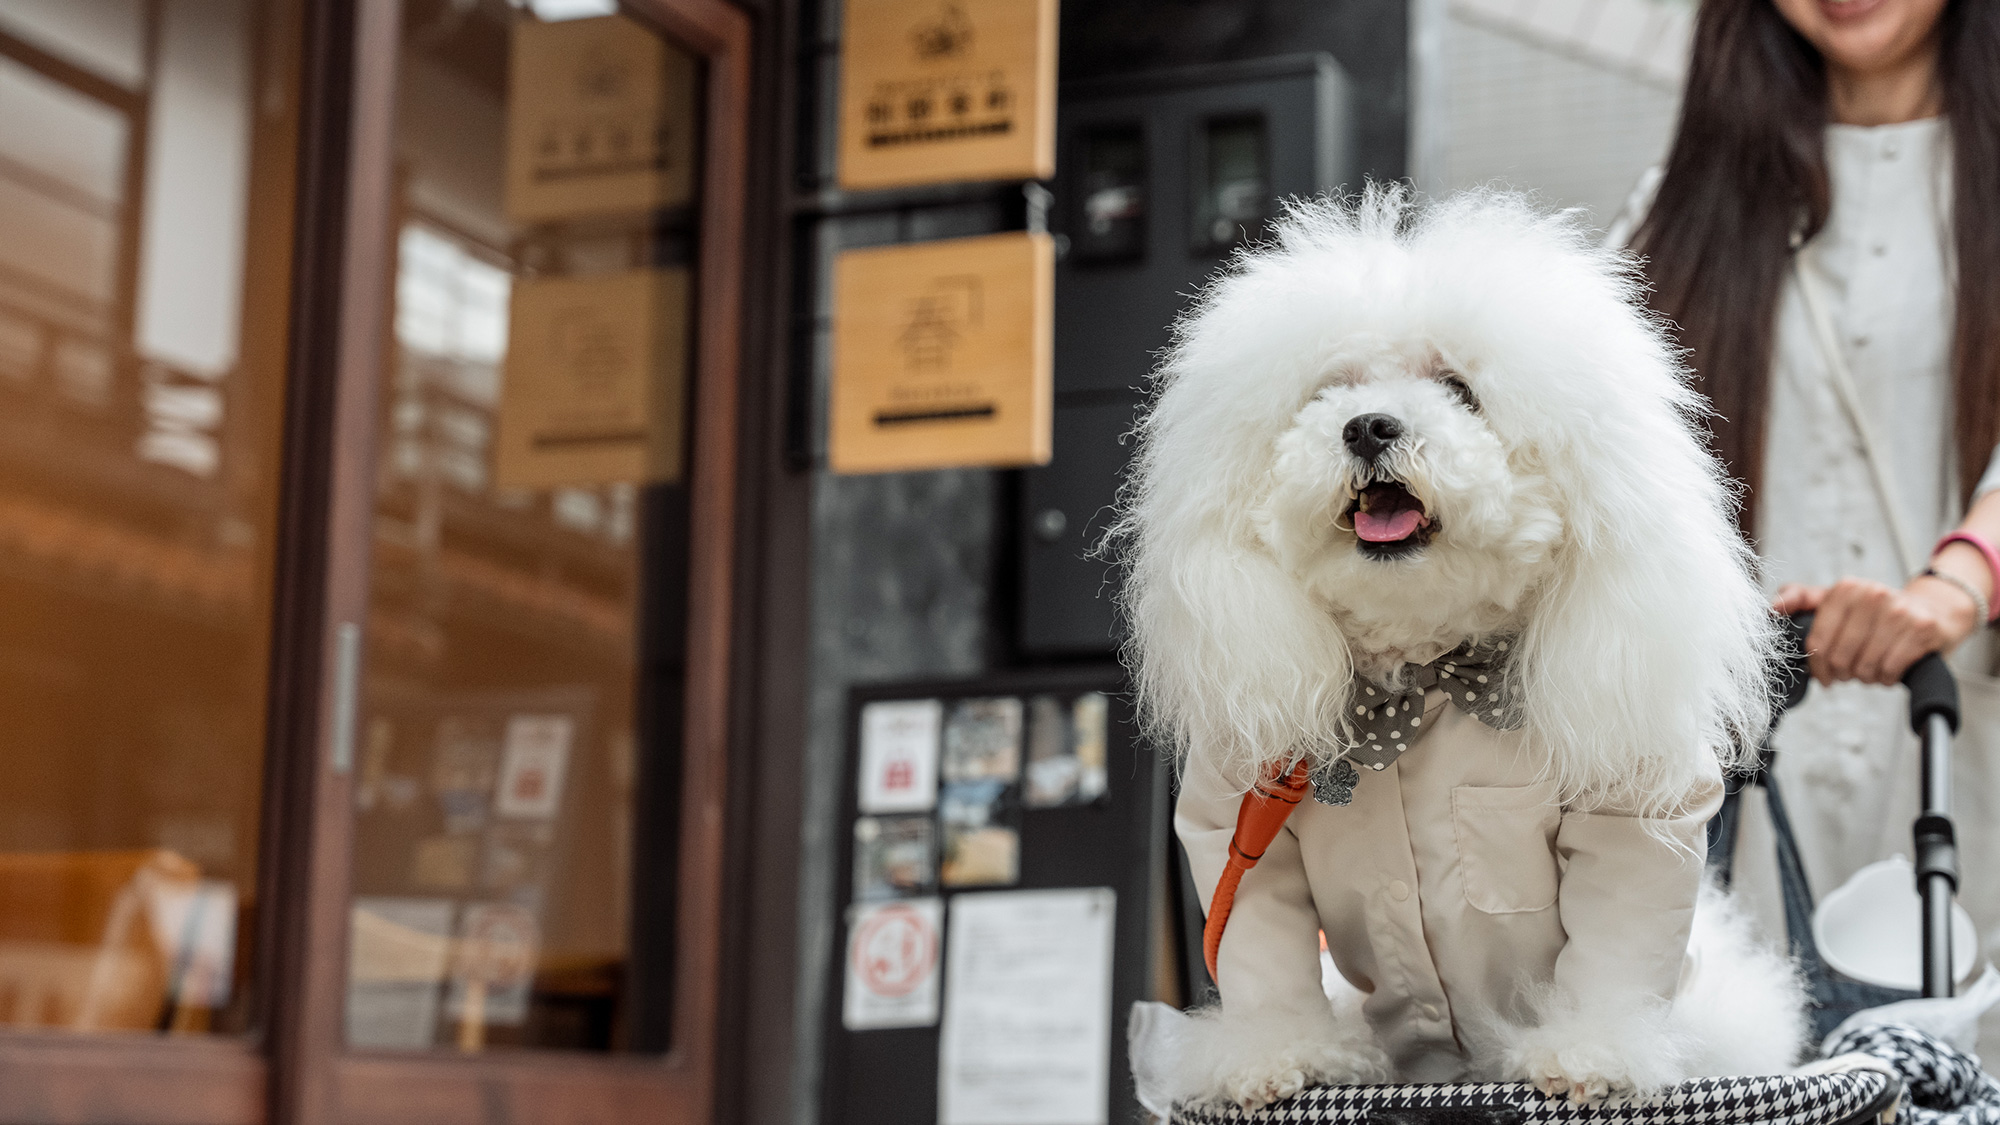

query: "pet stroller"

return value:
[1163, 613, 1961, 1125]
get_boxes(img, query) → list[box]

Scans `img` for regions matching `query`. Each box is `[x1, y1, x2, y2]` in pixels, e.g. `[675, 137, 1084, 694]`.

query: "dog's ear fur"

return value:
[1420, 190, 1774, 815]
[1112, 450, 1357, 791]
[1508, 373, 1775, 817]
[1107, 196, 1398, 789]
[1114, 185, 1773, 809]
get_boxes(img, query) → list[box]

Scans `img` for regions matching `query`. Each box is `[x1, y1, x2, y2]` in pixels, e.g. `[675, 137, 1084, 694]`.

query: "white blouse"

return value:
[1760, 116, 1967, 593]
[1755, 118, 1960, 922]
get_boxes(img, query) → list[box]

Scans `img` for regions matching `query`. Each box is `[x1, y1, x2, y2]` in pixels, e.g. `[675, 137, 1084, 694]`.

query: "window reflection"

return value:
[346, 0, 697, 1054]
[0, 0, 303, 1035]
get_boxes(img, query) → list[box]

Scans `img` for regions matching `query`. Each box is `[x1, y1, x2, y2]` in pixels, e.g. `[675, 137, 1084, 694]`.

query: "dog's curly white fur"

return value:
[1175, 995, 1394, 1111]
[1116, 185, 1773, 808]
[1114, 187, 1797, 1106]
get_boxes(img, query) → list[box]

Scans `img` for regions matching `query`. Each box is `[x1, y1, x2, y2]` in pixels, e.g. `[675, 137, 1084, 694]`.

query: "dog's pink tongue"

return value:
[1355, 508, 1423, 542]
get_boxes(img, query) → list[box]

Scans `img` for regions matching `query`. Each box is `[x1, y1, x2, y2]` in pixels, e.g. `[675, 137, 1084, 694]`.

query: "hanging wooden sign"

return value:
[505, 14, 698, 223]
[837, 0, 1057, 191]
[829, 231, 1053, 474]
[493, 268, 689, 489]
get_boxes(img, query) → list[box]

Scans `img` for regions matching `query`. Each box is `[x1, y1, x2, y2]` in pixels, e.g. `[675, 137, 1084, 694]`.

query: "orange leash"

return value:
[1202, 758, 1314, 981]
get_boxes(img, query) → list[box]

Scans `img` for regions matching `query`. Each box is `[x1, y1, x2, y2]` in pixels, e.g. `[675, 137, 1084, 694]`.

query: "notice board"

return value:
[829, 231, 1054, 474]
[820, 668, 1174, 1125]
[838, 0, 1057, 190]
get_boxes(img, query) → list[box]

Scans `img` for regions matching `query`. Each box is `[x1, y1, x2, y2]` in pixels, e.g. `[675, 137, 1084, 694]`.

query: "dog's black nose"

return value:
[1342, 413, 1403, 462]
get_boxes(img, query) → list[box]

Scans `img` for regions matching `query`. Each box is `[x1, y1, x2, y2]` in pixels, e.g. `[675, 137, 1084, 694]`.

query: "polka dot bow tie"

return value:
[1309, 636, 1524, 807]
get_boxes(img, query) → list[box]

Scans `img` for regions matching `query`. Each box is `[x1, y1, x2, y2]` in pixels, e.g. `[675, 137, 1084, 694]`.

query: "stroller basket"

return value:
[1171, 1072, 1900, 1125]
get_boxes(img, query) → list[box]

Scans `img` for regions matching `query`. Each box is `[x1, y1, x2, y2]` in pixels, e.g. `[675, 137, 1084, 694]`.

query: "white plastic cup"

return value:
[1813, 855, 1979, 991]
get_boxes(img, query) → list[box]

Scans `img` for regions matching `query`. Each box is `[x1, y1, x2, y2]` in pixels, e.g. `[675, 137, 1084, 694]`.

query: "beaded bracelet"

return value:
[1920, 567, 1990, 629]
[1933, 530, 2000, 624]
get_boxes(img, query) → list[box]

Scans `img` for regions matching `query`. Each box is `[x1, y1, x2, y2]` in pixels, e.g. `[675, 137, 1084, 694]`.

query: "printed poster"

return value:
[1071, 692, 1109, 801]
[938, 888, 1116, 1125]
[942, 696, 1022, 784]
[345, 897, 457, 1049]
[1032, 688, 1112, 800]
[939, 696, 1023, 887]
[854, 814, 936, 900]
[495, 713, 574, 819]
[858, 698, 942, 813]
[447, 901, 541, 1028]
[940, 779, 1018, 887]
[1022, 694, 1075, 808]
[843, 896, 944, 1030]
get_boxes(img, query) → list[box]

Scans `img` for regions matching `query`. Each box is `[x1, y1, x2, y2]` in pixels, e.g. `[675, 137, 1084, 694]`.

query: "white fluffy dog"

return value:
[1115, 188, 1806, 1109]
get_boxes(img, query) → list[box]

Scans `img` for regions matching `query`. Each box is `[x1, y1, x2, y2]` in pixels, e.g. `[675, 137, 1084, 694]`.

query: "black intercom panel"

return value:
[1018, 54, 1356, 655]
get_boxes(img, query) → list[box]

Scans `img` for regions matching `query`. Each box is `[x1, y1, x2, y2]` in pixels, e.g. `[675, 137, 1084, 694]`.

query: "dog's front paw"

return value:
[1495, 995, 1689, 1105]
[1220, 1056, 1314, 1111]
[1217, 1035, 1393, 1110]
[1515, 1044, 1634, 1106]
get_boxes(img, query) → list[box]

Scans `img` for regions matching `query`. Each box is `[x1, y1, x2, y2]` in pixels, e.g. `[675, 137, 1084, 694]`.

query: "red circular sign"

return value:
[851, 905, 937, 997]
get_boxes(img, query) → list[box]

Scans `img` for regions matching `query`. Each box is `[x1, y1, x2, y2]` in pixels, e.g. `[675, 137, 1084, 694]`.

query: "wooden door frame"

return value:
[275, 0, 754, 1122]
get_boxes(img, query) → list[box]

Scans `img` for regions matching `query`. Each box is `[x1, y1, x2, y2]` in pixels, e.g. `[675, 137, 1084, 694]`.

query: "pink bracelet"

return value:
[1935, 531, 2000, 624]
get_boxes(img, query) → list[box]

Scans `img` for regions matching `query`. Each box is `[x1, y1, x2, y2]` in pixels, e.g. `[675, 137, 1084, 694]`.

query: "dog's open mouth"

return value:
[1344, 480, 1435, 557]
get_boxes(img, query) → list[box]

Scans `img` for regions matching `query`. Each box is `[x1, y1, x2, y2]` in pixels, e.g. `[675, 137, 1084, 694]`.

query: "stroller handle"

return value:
[1779, 611, 1959, 734]
[1778, 610, 1961, 998]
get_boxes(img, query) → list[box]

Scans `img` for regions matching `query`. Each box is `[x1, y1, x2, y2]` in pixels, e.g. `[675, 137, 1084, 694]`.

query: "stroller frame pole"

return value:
[1903, 653, 1961, 999]
[1917, 709, 1957, 999]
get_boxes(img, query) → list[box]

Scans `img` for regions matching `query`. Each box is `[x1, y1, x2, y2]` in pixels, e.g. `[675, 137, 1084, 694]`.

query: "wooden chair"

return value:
[0, 850, 199, 1031]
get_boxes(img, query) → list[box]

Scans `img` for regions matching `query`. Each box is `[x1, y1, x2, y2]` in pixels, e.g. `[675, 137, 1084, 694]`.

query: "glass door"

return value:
[286, 0, 750, 1119]
[345, 0, 701, 1055]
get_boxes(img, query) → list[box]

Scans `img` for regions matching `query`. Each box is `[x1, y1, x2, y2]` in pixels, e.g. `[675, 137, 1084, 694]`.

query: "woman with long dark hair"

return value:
[1627, 0, 2000, 988]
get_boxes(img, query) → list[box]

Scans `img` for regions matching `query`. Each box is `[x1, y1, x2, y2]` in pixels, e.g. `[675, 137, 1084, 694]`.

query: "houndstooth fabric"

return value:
[1172, 1072, 1896, 1125]
[1825, 1024, 2000, 1125]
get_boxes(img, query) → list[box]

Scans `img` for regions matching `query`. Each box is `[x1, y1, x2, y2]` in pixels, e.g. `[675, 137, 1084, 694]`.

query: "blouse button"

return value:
[1388, 879, 1411, 902]
[1872, 244, 1888, 257]
[1883, 142, 1900, 159]
[1422, 1003, 1443, 1021]
[1853, 335, 1870, 348]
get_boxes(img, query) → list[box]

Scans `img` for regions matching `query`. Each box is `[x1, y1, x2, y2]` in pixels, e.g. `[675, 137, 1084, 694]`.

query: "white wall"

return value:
[1413, 0, 1692, 231]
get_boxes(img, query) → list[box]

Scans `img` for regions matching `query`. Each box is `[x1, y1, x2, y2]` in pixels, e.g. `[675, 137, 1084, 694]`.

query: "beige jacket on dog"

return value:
[1178, 687, 1724, 1082]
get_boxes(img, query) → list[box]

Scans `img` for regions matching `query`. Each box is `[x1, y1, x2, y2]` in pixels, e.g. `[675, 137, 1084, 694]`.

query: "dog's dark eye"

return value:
[1441, 372, 1479, 412]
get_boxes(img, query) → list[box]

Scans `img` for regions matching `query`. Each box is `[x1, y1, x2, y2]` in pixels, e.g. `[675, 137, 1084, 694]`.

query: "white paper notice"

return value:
[843, 897, 944, 1030]
[495, 714, 573, 819]
[858, 698, 942, 813]
[938, 888, 1116, 1125]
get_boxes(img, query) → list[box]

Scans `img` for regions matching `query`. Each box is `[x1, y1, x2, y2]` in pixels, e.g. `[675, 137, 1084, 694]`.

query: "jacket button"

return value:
[1389, 879, 1410, 902]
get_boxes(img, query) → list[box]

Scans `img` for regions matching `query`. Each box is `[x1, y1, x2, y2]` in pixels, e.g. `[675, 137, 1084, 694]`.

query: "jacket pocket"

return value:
[1451, 784, 1561, 914]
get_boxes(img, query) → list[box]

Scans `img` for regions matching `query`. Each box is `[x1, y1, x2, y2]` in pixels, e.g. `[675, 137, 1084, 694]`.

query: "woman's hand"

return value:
[1774, 576, 1980, 686]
